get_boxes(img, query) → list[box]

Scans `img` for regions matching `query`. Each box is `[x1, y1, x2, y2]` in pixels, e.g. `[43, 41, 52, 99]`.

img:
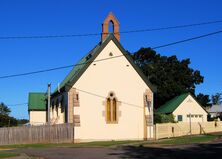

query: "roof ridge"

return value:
[157, 93, 190, 113]
[52, 33, 156, 96]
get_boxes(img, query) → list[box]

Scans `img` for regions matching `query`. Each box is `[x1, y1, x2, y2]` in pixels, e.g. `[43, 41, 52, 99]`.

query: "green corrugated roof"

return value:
[52, 33, 156, 95]
[53, 44, 101, 94]
[28, 93, 46, 111]
[157, 93, 189, 113]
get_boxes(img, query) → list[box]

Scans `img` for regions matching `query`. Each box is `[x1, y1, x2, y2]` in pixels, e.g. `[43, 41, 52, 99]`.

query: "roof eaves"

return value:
[188, 93, 209, 114]
[52, 44, 101, 96]
[54, 33, 156, 93]
[157, 93, 189, 113]
[64, 34, 115, 90]
[109, 34, 157, 92]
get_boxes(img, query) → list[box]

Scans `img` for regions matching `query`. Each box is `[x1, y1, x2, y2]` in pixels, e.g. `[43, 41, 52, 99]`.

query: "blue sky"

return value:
[0, 0, 222, 119]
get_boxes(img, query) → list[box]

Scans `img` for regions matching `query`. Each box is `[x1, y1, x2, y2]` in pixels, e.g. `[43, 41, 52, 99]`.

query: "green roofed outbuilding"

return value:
[157, 93, 190, 114]
[157, 93, 208, 122]
[28, 93, 47, 111]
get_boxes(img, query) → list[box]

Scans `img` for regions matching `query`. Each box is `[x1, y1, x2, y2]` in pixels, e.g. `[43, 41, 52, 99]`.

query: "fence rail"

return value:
[0, 124, 74, 145]
[155, 121, 222, 139]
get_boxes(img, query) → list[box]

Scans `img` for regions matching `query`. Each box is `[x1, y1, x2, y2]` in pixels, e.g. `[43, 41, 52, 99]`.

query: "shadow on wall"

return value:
[108, 143, 222, 159]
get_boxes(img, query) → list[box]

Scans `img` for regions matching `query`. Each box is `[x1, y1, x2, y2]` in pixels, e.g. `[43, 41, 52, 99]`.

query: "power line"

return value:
[5, 103, 28, 107]
[121, 20, 222, 34]
[0, 29, 222, 79]
[75, 88, 143, 109]
[0, 64, 76, 79]
[0, 19, 222, 40]
[3, 88, 143, 109]
[0, 55, 124, 79]
[152, 30, 222, 49]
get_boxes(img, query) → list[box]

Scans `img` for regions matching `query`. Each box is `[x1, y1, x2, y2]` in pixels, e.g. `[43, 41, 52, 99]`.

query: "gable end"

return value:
[65, 34, 156, 93]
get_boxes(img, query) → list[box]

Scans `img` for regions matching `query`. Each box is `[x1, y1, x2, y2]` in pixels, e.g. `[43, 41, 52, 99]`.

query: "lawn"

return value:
[146, 133, 222, 146]
[0, 140, 143, 149]
[0, 133, 221, 150]
[0, 152, 18, 158]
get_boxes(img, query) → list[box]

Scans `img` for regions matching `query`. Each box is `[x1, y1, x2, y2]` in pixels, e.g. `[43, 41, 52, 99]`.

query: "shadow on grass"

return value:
[109, 142, 222, 159]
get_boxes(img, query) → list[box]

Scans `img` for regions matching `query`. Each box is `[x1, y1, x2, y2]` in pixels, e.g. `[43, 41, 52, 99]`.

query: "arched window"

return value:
[107, 98, 111, 122]
[108, 20, 114, 33]
[106, 92, 118, 123]
[112, 98, 117, 122]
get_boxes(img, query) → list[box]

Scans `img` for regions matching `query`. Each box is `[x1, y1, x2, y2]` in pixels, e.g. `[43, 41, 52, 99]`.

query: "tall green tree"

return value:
[211, 93, 222, 105]
[132, 48, 204, 108]
[0, 102, 11, 116]
[0, 102, 18, 127]
[0, 114, 17, 127]
[196, 93, 211, 107]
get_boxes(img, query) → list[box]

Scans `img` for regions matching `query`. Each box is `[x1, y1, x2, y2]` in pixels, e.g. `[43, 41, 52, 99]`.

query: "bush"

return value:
[0, 114, 18, 127]
[154, 113, 175, 124]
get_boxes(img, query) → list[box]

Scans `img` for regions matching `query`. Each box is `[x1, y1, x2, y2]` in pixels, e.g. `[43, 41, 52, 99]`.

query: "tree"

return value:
[211, 93, 222, 105]
[0, 102, 18, 127]
[0, 114, 17, 127]
[196, 93, 211, 107]
[0, 102, 11, 116]
[17, 119, 29, 126]
[132, 48, 204, 108]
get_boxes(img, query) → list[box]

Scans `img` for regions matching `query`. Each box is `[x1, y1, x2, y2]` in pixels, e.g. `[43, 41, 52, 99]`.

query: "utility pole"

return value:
[47, 83, 51, 125]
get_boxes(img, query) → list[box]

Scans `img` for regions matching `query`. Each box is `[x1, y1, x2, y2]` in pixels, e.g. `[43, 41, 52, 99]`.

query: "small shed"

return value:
[28, 92, 47, 125]
[157, 93, 208, 122]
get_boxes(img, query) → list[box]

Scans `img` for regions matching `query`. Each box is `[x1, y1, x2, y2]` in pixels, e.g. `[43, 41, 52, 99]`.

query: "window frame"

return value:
[177, 115, 183, 122]
[106, 92, 118, 124]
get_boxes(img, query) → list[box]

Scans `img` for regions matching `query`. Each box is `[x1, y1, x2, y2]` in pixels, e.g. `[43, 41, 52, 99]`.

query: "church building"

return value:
[28, 12, 156, 141]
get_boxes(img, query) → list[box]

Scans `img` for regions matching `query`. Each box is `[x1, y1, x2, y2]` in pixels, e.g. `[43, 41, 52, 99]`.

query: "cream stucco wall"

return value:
[50, 92, 67, 124]
[29, 111, 46, 125]
[173, 95, 208, 122]
[73, 40, 153, 141]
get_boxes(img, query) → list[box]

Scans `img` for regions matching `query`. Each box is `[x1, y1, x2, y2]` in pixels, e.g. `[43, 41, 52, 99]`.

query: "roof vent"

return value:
[85, 54, 92, 60]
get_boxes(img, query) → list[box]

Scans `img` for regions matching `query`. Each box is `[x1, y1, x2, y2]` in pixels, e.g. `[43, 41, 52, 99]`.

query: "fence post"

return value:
[73, 124, 75, 143]
[155, 124, 158, 140]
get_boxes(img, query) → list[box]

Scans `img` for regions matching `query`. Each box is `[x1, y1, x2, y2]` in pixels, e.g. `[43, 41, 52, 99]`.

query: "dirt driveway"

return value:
[10, 141, 222, 159]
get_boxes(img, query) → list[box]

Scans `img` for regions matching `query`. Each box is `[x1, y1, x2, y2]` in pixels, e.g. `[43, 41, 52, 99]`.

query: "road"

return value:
[10, 141, 222, 159]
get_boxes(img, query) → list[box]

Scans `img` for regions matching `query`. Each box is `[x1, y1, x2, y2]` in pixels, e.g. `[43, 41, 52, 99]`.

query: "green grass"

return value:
[0, 133, 222, 149]
[0, 140, 143, 149]
[146, 134, 221, 146]
[0, 152, 18, 158]
[158, 135, 216, 145]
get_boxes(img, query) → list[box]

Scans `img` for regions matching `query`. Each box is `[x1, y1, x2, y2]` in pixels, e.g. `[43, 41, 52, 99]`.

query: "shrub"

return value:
[154, 113, 175, 124]
[0, 114, 18, 127]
